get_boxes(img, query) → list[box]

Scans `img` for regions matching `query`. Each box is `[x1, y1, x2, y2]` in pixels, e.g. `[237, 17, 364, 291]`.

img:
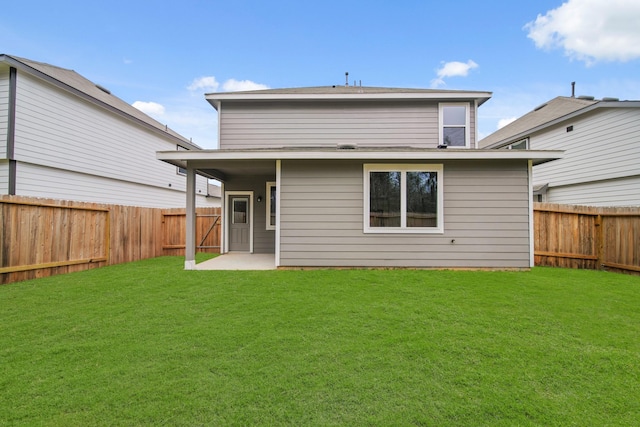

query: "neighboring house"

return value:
[0, 54, 219, 208]
[480, 96, 640, 207]
[158, 85, 561, 269]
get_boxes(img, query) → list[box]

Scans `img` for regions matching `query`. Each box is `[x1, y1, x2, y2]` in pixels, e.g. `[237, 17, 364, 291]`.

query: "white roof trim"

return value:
[206, 92, 492, 102]
[205, 92, 491, 100]
[157, 148, 563, 166]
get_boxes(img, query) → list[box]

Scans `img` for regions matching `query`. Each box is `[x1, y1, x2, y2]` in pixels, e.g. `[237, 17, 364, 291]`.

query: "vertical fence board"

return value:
[1, 195, 220, 284]
[534, 203, 640, 275]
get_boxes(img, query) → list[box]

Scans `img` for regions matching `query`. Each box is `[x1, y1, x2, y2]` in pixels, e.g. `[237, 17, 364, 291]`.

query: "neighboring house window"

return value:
[439, 103, 470, 148]
[176, 145, 188, 175]
[266, 182, 276, 230]
[503, 138, 529, 150]
[364, 164, 443, 234]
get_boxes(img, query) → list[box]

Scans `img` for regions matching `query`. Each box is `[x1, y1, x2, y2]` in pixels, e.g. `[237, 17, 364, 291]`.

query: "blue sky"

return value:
[2, 0, 640, 148]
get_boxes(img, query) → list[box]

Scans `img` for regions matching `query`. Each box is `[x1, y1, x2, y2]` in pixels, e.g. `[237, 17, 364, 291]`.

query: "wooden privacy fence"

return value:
[534, 203, 640, 274]
[0, 195, 220, 284]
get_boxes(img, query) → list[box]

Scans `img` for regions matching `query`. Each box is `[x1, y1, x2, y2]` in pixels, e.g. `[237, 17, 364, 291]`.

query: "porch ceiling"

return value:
[189, 159, 276, 182]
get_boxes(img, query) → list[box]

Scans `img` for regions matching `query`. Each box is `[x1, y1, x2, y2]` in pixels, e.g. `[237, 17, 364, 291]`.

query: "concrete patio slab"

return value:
[195, 253, 276, 270]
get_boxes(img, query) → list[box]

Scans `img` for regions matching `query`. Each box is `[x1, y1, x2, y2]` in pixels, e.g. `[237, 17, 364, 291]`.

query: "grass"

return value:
[1, 255, 639, 426]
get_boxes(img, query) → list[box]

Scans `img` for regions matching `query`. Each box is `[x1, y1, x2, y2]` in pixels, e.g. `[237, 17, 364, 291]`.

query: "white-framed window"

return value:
[364, 164, 444, 234]
[439, 103, 470, 148]
[176, 145, 188, 175]
[266, 181, 276, 230]
[502, 138, 529, 150]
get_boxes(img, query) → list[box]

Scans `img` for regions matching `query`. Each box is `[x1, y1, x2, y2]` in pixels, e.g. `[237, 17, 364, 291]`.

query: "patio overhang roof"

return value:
[157, 147, 564, 181]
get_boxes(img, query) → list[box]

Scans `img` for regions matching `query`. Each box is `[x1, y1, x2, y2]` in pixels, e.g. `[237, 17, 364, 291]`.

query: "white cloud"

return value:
[187, 76, 220, 92]
[222, 79, 269, 92]
[132, 101, 165, 117]
[160, 106, 219, 149]
[430, 60, 478, 88]
[497, 117, 517, 129]
[187, 76, 269, 93]
[525, 0, 640, 64]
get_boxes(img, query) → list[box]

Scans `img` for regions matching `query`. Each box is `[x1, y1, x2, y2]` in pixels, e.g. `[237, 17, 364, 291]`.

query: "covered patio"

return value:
[195, 253, 276, 270]
[157, 148, 563, 270]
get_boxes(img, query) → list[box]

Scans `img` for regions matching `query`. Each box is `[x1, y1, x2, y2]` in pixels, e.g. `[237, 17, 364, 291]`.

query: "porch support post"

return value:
[275, 159, 281, 267]
[185, 164, 197, 270]
[528, 160, 535, 268]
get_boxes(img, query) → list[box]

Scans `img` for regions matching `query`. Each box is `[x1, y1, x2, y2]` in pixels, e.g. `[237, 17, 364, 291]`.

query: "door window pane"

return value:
[233, 199, 248, 224]
[407, 172, 438, 227]
[369, 172, 401, 227]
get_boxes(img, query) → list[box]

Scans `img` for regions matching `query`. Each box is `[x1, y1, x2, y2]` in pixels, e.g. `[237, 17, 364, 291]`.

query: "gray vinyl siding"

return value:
[9, 71, 212, 205]
[470, 102, 477, 148]
[0, 66, 9, 158]
[532, 108, 640, 190]
[15, 162, 214, 208]
[220, 101, 449, 149]
[546, 175, 640, 207]
[224, 174, 276, 253]
[279, 159, 531, 268]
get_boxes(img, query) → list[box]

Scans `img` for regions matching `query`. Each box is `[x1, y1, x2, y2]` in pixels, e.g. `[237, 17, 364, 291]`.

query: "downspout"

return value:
[185, 164, 197, 270]
[7, 67, 17, 195]
[473, 99, 478, 149]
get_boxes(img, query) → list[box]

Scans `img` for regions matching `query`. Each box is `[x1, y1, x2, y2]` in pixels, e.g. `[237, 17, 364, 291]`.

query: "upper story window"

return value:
[439, 103, 470, 148]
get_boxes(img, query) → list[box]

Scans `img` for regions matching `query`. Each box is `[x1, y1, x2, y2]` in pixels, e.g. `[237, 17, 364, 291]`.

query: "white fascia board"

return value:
[157, 149, 564, 165]
[205, 92, 492, 102]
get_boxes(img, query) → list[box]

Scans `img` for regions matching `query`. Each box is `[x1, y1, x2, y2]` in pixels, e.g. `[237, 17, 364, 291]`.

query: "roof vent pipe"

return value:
[96, 84, 111, 95]
[345, 72, 349, 86]
[571, 81, 575, 98]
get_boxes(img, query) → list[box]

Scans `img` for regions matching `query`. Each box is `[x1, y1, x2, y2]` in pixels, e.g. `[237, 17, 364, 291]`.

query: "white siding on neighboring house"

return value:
[545, 175, 640, 207]
[279, 159, 530, 268]
[533, 108, 640, 188]
[16, 162, 213, 208]
[0, 66, 9, 157]
[0, 160, 8, 192]
[13, 72, 195, 192]
[220, 101, 476, 150]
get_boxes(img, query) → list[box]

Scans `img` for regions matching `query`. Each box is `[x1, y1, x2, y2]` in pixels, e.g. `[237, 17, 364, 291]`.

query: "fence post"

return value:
[595, 214, 604, 270]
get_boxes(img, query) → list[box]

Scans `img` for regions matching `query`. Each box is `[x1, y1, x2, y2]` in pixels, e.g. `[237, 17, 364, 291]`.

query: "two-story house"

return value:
[158, 85, 561, 269]
[1, 54, 218, 208]
[479, 95, 640, 207]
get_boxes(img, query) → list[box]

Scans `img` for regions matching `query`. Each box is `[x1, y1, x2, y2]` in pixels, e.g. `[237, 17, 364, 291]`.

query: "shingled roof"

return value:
[205, 85, 492, 108]
[479, 96, 599, 148]
[208, 85, 485, 95]
[0, 54, 199, 149]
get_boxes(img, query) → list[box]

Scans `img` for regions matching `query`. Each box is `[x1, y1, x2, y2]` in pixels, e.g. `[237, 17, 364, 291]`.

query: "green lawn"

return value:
[1, 256, 639, 426]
